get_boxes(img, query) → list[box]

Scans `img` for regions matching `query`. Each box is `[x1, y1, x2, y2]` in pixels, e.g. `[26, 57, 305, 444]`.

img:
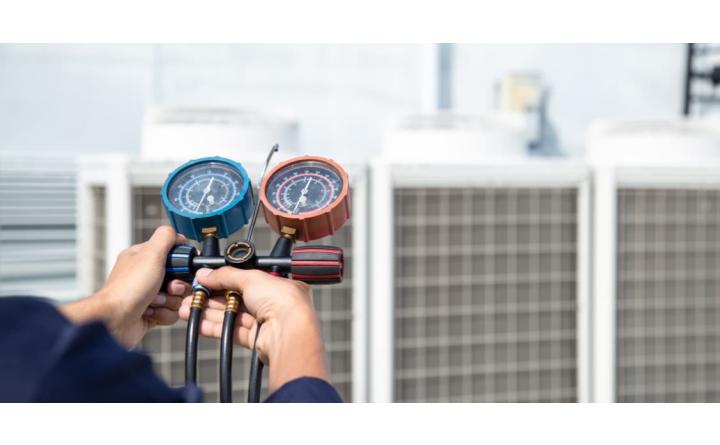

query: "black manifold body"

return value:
[164, 242, 344, 286]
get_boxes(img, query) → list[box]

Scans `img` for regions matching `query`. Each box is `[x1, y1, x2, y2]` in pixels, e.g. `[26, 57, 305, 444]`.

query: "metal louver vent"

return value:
[616, 188, 720, 402]
[0, 153, 77, 299]
[393, 187, 579, 402]
[132, 187, 354, 402]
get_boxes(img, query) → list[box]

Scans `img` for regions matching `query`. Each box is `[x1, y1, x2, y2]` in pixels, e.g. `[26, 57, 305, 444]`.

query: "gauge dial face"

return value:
[167, 161, 246, 215]
[265, 161, 344, 215]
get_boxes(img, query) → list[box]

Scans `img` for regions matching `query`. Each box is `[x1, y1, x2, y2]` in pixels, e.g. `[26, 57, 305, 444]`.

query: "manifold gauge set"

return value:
[160, 146, 350, 402]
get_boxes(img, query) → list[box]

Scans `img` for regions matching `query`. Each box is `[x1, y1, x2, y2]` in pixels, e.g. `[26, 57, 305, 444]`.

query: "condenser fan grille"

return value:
[616, 188, 720, 402]
[393, 187, 579, 402]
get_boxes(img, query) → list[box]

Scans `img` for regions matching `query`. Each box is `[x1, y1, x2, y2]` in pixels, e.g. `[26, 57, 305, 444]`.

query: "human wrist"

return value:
[262, 302, 329, 393]
[60, 290, 132, 344]
[267, 291, 313, 323]
[59, 291, 115, 327]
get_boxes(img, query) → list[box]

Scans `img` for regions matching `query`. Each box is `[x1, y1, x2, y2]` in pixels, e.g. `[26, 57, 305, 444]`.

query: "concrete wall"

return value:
[453, 44, 686, 156]
[0, 44, 685, 160]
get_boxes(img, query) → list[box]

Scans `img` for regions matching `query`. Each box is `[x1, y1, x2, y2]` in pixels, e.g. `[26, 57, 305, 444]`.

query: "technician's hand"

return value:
[179, 267, 330, 393]
[61, 226, 191, 348]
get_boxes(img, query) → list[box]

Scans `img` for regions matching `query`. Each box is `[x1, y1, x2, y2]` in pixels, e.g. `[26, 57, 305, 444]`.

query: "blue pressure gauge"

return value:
[161, 157, 253, 241]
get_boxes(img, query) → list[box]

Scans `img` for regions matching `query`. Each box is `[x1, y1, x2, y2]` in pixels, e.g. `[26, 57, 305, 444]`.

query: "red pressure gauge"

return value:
[259, 155, 350, 241]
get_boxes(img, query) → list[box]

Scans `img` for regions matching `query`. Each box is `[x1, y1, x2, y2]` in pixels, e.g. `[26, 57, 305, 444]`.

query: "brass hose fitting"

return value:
[225, 290, 242, 313]
[191, 289, 208, 309]
[280, 226, 297, 241]
[201, 226, 218, 238]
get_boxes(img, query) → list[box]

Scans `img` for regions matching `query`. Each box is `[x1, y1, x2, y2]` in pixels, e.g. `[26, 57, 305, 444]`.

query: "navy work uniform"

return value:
[0, 297, 342, 403]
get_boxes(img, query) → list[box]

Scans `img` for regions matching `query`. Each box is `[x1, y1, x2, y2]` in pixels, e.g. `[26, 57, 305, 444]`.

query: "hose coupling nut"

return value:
[225, 290, 241, 313]
[191, 290, 208, 309]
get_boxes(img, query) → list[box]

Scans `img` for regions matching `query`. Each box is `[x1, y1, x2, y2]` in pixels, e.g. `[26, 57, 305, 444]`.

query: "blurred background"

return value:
[1, 43, 720, 403]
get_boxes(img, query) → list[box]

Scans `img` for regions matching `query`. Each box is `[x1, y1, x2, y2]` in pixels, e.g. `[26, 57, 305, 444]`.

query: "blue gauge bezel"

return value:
[161, 156, 252, 240]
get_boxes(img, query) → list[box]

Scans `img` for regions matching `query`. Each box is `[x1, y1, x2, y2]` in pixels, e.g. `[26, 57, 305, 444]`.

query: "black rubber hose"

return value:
[220, 310, 237, 403]
[185, 306, 202, 385]
[247, 323, 264, 403]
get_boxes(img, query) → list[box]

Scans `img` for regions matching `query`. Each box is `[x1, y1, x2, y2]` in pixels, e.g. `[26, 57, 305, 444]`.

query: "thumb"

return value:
[148, 225, 187, 253]
[148, 225, 177, 250]
[195, 266, 257, 292]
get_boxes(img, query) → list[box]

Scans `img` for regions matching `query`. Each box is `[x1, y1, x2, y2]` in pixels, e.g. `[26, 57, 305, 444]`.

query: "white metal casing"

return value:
[593, 165, 720, 402]
[382, 112, 529, 163]
[589, 118, 720, 402]
[141, 108, 300, 161]
[370, 158, 592, 402]
[587, 119, 720, 166]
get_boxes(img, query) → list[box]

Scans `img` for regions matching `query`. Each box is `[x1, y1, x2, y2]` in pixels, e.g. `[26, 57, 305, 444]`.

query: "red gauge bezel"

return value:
[259, 155, 350, 242]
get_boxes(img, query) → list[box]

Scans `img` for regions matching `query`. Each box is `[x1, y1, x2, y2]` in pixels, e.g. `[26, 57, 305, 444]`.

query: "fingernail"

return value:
[195, 268, 212, 278]
[153, 294, 167, 305]
[144, 308, 155, 316]
[169, 281, 187, 296]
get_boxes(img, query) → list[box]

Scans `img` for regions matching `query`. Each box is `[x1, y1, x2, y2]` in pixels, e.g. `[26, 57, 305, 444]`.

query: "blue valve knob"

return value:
[164, 244, 197, 285]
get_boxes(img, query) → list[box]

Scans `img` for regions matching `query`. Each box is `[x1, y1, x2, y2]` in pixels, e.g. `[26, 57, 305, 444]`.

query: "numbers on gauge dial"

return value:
[167, 162, 245, 215]
[265, 162, 343, 215]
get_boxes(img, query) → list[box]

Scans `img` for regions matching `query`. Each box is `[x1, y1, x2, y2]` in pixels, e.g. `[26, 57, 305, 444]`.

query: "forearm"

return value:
[59, 294, 111, 326]
[58, 291, 138, 348]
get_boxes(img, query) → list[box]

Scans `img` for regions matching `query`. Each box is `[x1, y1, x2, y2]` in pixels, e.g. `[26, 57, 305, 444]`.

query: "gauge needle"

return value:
[196, 177, 214, 211]
[292, 177, 313, 214]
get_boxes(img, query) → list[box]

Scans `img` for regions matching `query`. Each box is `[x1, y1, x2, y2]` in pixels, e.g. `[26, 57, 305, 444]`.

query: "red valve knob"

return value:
[290, 246, 344, 285]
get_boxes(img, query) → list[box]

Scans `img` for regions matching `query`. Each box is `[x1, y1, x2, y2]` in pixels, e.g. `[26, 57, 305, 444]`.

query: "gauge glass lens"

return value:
[265, 161, 343, 215]
[167, 161, 245, 215]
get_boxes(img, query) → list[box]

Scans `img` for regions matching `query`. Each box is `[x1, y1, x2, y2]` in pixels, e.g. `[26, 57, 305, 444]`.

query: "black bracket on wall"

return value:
[683, 43, 720, 116]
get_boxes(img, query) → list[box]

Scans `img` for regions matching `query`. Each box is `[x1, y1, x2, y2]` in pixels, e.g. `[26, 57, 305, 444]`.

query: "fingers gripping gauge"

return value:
[259, 156, 350, 242]
[161, 157, 253, 241]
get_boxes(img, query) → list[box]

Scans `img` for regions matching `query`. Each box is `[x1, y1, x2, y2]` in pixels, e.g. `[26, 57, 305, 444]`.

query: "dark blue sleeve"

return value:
[0, 297, 201, 403]
[264, 377, 343, 403]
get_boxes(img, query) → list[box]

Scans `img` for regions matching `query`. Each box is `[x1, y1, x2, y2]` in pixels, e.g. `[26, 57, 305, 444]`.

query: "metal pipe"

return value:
[683, 43, 694, 116]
